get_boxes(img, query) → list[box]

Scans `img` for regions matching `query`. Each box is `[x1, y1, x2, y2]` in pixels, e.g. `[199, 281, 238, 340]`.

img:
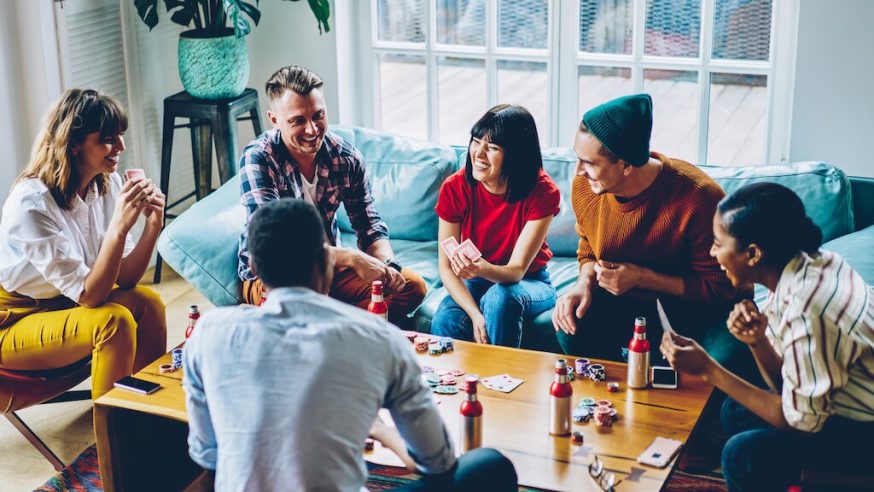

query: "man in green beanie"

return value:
[552, 93, 748, 362]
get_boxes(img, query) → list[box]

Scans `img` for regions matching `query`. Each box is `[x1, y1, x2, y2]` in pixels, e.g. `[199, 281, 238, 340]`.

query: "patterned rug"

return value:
[36, 444, 725, 491]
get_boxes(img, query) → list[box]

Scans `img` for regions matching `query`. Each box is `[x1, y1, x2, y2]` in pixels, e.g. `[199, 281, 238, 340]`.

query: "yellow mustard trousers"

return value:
[0, 285, 167, 399]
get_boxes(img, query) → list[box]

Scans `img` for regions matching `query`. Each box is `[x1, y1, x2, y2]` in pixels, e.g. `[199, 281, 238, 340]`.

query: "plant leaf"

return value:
[134, 0, 159, 30]
[237, 1, 261, 27]
[223, 0, 252, 37]
[164, 0, 196, 29]
[305, 0, 331, 34]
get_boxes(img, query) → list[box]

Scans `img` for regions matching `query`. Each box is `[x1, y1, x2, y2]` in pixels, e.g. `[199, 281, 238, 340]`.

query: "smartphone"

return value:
[637, 437, 683, 468]
[114, 376, 161, 395]
[651, 366, 679, 389]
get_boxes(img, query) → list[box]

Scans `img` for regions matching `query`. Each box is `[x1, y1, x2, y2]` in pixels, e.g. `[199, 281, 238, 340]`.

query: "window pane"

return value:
[377, 0, 426, 43]
[497, 60, 549, 145]
[578, 66, 632, 121]
[713, 0, 772, 61]
[378, 54, 427, 140]
[579, 0, 633, 54]
[644, 70, 698, 163]
[498, 0, 548, 49]
[438, 57, 487, 145]
[436, 0, 485, 46]
[645, 0, 701, 57]
[707, 73, 767, 165]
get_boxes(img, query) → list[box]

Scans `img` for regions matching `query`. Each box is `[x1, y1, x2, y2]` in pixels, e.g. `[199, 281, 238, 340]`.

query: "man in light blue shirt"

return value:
[183, 198, 517, 491]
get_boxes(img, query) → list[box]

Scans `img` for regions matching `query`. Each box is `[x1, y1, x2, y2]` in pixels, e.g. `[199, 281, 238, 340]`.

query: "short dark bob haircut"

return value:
[465, 104, 543, 203]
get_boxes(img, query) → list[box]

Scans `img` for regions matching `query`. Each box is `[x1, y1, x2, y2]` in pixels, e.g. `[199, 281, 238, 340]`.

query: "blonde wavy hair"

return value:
[18, 89, 128, 210]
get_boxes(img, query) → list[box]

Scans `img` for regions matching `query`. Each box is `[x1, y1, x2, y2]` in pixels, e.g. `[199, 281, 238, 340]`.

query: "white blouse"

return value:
[0, 173, 134, 302]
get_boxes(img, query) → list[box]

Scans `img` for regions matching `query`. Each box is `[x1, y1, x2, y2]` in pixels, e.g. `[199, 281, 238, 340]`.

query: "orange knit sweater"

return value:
[572, 153, 736, 303]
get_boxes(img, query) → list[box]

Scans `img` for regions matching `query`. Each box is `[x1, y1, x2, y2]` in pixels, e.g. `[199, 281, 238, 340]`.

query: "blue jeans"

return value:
[393, 448, 517, 491]
[430, 269, 556, 348]
[720, 397, 874, 492]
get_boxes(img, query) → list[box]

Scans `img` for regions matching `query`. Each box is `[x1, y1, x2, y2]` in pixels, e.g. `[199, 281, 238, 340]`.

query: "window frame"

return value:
[348, 0, 799, 164]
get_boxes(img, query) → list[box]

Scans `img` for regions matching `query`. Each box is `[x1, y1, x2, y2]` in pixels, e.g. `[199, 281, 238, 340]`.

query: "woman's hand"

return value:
[471, 312, 489, 344]
[727, 299, 768, 347]
[450, 252, 488, 279]
[110, 178, 152, 235]
[660, 331, 714, 377]
[143, 182, 165, 230]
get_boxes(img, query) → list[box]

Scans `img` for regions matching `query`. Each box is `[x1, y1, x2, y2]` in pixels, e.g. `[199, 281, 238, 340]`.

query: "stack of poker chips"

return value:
[575, 358, 590, 376]
[439, 337, 454, 352]
[571, 431, 585, 444]
[364, 438, 375, 452]
[572, 406, 591, 423]
[607, 382, 620, 392]
[414, 336, 431, 352]
[587, 363, 606, 382]
[593, 405, 614, 427]
[422, 367, 466, 395]
[428, 344, 442, 355]
[171, 348, 184, 369]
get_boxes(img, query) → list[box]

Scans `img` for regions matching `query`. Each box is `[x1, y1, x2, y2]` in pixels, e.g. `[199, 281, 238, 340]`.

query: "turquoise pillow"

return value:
[702, 162, 854, 243]
[332, 127, 457, 242]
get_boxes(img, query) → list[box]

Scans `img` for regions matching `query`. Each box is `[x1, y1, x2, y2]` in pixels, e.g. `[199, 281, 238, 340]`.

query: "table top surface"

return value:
[95, 338, 712, 492]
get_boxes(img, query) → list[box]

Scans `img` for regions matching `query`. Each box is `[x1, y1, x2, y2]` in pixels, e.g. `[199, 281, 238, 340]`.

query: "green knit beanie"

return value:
[582, 93, 653, 167]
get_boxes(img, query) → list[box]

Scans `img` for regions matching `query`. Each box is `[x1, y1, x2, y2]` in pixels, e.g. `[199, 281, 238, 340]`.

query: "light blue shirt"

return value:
[183, 287, 456, 492]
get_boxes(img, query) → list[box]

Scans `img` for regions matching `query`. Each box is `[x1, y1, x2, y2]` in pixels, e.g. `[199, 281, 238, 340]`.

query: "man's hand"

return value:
[347, 250, 406, 292]
[727, 299, 768, 347]
[593, 260, 646, 296]
[552, 283, 592, 335]
[660, 331, 714, 377]
[369, 415, 416, 471]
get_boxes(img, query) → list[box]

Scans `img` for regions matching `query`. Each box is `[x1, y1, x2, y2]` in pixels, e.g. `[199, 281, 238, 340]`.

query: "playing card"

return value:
[455, 239, 482, 261]
[481, 374, 524, 393]
[440, 237, 460, 256]
[124, 168, 145, 181]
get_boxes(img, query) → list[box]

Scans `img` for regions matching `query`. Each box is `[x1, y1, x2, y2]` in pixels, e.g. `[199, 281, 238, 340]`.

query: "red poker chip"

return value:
[450, 369, 465, 376]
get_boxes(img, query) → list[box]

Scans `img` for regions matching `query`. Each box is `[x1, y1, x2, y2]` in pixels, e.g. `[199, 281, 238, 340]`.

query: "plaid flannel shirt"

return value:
[237, 129, 389, 281]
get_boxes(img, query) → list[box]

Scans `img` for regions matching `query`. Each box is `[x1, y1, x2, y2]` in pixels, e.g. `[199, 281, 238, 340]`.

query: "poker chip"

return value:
[428, 345, 442, 355]
[587, 363, 606, 382]
[439, 375, 457, 385]
[439, 337, 454, 352]
[607, 382, 620, 393]
[422, 365, 435, 373]
[171, 348, 184, 369]
[159, 363, 176, 374]
[609, 408, 618, 422]
[572, 407, 591, 423]
[579, 397, 596, 407]
[364, 438, 375, 451]
[450, 369, 465, 377]
[566, 369, 575, 382]
[595, 399, 612, 408]
[424, 374, 441, 386]
[575, 358, 590, 376]
[433, 385, 459, 395]
[572, 431, 584, 444]
[428, 337, 439, 344]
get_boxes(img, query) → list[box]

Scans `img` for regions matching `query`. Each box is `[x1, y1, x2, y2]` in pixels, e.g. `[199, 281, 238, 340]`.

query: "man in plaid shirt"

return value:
[237, 65, 426, 327]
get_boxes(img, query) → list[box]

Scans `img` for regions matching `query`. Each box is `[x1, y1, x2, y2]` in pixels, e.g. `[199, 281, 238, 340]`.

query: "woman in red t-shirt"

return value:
[432, 105, 561, 347]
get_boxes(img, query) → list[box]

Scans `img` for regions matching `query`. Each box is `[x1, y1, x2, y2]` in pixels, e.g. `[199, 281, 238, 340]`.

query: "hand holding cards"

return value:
[440, 237, 483, 261]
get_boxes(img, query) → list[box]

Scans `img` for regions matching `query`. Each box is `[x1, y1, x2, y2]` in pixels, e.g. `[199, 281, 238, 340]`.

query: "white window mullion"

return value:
[556, 0, 578, 146]
[485, 0, 497, 109]
[631, 0, 646, 93]
[426, 0, 438, 142]
[698, 0, 716, 164]
[767, 0, 800, 163]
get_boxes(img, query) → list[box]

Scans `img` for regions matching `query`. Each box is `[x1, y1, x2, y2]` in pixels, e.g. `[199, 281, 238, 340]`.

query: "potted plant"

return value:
[134, 0, 330, 100]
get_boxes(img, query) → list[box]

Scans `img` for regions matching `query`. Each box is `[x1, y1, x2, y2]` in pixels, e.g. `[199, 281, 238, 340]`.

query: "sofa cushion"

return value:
[702, 161, 854, 243]
[332, 127, 457, 242]
[158, 176, 245, 306]
[822, 225, 874, 285]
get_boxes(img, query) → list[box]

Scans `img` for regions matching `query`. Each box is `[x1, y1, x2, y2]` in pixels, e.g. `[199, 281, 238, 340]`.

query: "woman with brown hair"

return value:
[0, 89, 167, 398]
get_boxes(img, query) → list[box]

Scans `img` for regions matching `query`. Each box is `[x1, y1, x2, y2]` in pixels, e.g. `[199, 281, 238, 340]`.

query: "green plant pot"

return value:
[178, 29, 249, 100]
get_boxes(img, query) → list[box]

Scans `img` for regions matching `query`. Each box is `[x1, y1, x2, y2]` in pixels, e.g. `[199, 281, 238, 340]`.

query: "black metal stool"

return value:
[155, 89, 263, 283]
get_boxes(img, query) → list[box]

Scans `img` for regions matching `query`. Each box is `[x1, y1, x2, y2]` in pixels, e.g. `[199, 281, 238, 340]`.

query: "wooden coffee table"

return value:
[94, 340, 713, 491]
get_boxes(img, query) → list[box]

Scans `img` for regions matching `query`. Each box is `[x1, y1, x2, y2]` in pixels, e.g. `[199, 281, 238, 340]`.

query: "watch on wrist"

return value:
[384, 258, 403, 273]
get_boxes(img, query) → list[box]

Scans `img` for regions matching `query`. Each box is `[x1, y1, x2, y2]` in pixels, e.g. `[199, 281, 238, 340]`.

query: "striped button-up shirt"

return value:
[237, 129, 389, 281]
[762, 250, 874, 432]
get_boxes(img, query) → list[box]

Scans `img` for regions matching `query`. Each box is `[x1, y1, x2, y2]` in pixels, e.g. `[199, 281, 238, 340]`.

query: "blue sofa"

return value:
[157, 126, 874, 365]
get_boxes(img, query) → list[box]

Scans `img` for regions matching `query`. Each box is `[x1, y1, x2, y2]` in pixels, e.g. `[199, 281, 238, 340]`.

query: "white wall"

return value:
[246, 0, 339, 123]
[789, 0, 874, 178]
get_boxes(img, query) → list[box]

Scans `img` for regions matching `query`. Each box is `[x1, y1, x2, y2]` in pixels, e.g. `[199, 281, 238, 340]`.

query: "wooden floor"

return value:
[377, 61, 766, 165]
[0, 268, 210, 492]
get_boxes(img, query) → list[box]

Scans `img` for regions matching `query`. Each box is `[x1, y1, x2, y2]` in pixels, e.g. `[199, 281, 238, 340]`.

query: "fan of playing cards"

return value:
[440, 237, 483, 261]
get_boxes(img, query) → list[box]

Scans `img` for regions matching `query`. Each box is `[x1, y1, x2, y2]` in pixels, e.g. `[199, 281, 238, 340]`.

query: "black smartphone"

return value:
[114, 376, 161, 395]
[650, 366, 679, 389]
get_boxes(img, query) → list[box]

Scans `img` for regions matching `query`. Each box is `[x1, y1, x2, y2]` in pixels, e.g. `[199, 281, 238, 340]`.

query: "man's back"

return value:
[183, 287, 454, 492]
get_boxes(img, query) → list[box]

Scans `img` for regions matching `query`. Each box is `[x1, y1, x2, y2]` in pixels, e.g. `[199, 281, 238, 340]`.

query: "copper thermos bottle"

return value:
[548, 359, 573, 436]
[460, 375, 483, 451]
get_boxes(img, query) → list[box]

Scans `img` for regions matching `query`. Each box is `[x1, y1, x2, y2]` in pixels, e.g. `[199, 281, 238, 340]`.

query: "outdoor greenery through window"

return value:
[367, 0, 781, 165]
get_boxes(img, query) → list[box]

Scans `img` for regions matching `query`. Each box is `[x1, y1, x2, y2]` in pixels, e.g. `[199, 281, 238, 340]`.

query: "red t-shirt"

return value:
[435, 168, 561, 273]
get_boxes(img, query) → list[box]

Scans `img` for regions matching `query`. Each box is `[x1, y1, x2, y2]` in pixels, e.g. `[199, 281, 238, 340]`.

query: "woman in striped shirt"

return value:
[661, 182, 874, 492]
